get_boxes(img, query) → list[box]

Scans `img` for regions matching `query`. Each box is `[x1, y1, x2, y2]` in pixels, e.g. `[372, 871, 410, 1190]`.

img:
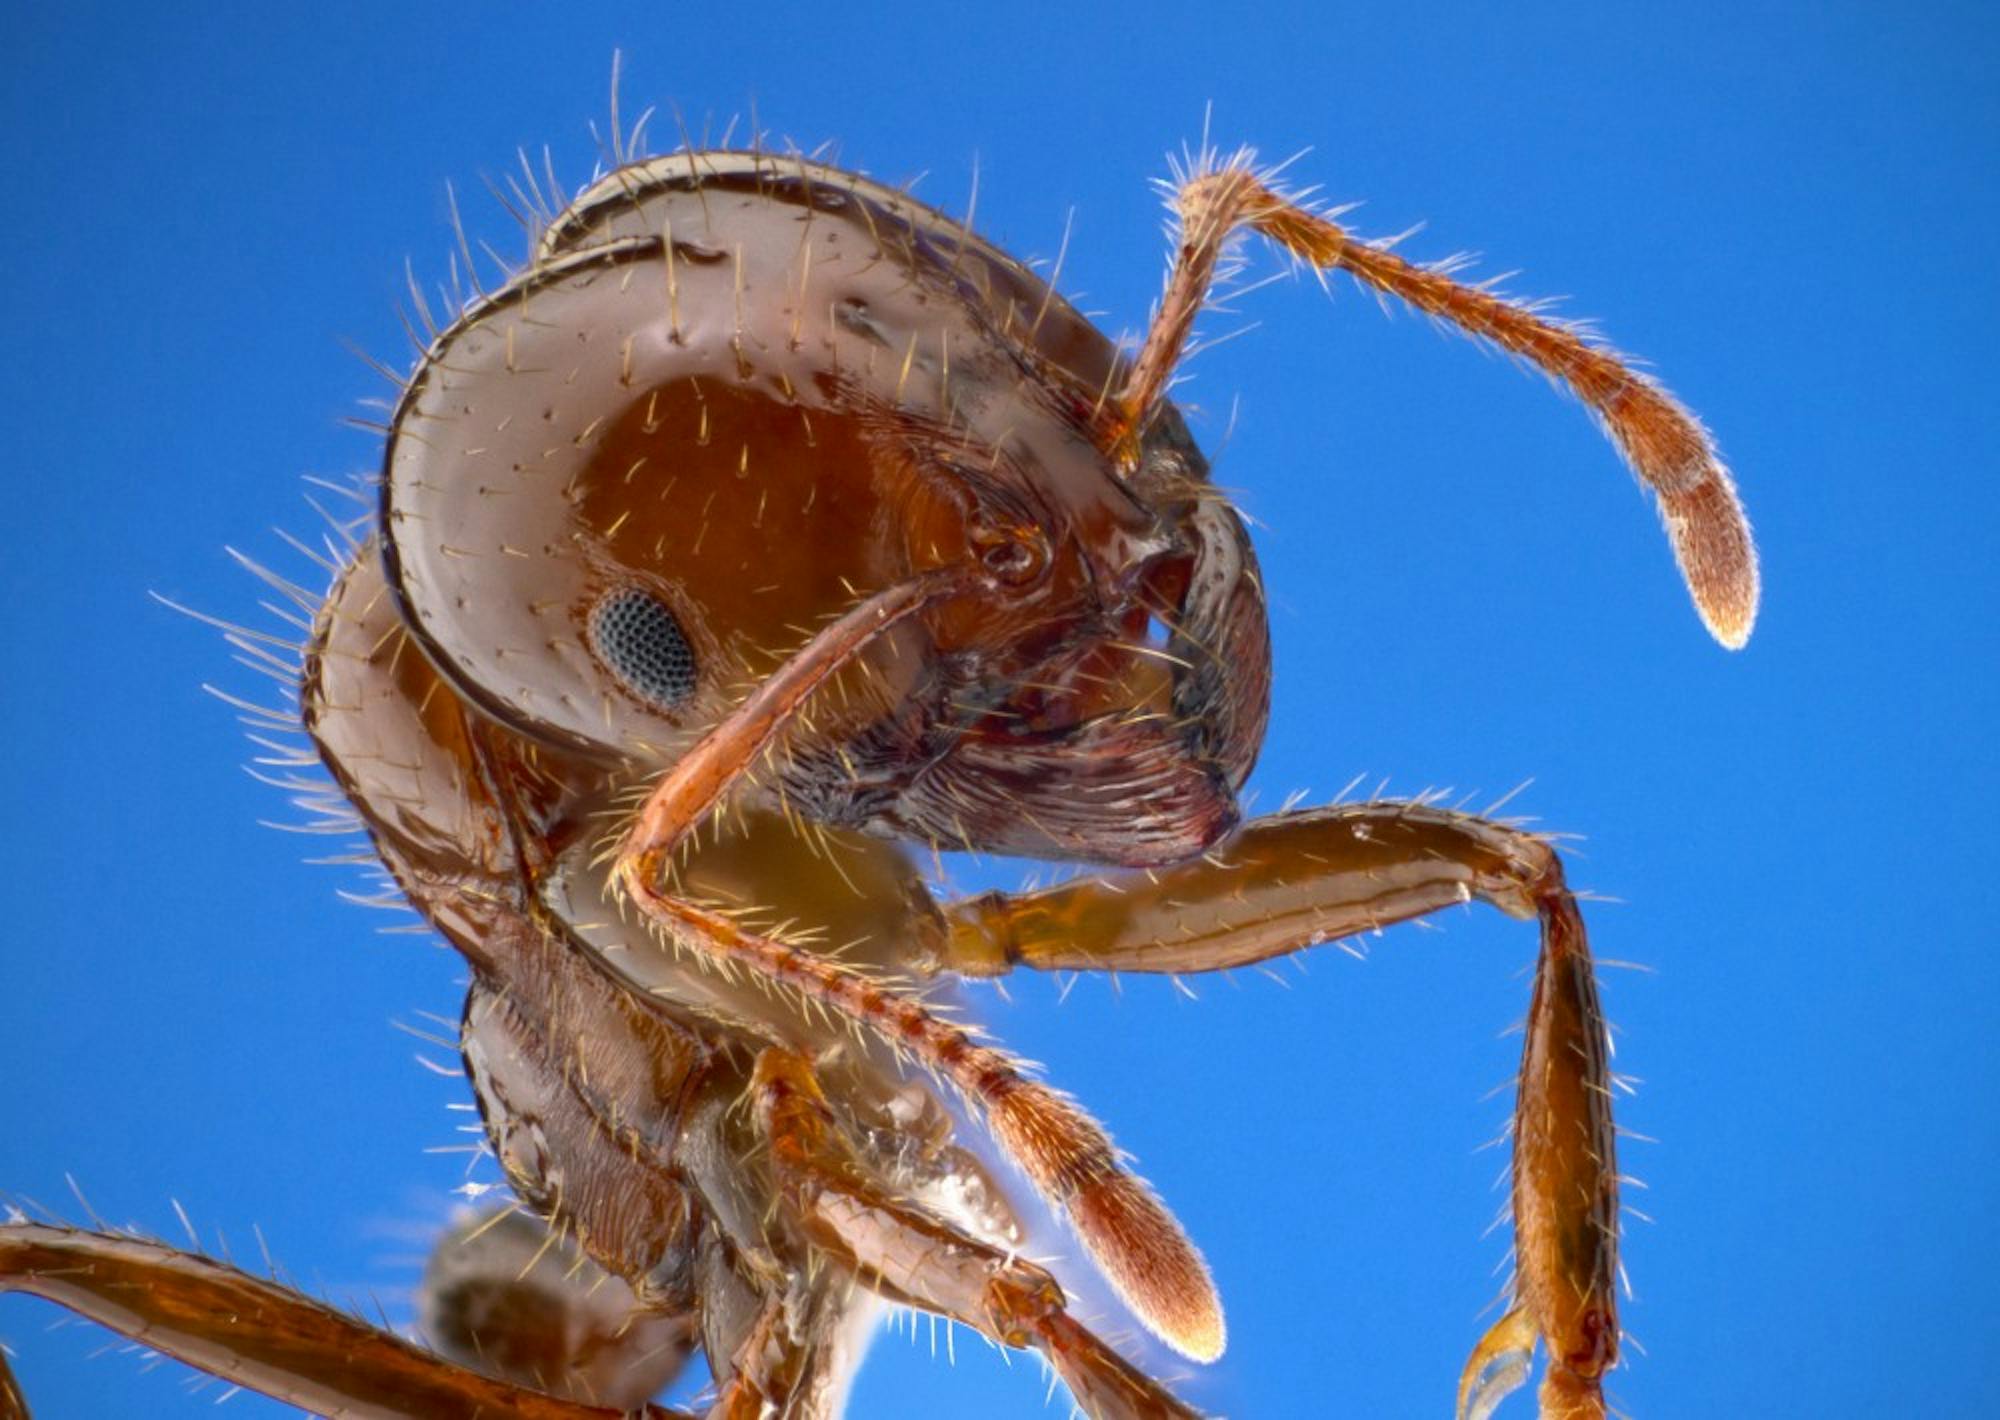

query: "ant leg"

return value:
[0, 1219, 693, 1418]
[702, 1291, 812, 1420]
[700, 1269, 880, 1420]
[939, 803, 1618, 1420]
[942, 802, 1579, 975]
[0, 1345, 24, 1420]
[612, 578, 1224, 1362]
[750, 1048, 1204, 1420]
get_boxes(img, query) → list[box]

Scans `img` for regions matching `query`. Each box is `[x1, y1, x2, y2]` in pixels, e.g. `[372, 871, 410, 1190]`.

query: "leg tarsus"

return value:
[1458, 1306, 1537, 1420]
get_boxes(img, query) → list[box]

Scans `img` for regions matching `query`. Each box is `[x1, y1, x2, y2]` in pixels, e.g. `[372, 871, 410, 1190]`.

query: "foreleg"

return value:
[939, 803, 1619, 1419]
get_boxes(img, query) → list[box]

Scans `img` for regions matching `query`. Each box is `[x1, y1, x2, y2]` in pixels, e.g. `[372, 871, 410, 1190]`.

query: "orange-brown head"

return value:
[380, 152, 1270, 868]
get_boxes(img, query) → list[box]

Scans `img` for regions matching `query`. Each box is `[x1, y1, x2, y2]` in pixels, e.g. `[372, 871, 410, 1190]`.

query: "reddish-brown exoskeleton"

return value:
[0, 136, 1756, 1420]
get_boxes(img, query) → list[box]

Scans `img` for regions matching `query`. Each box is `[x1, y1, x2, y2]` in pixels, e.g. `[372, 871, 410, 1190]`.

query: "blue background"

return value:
[4, 5, 1994, 1417]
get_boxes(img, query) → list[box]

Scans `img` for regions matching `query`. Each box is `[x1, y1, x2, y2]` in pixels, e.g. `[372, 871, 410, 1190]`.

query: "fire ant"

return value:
[0, 128, 1755, 1419]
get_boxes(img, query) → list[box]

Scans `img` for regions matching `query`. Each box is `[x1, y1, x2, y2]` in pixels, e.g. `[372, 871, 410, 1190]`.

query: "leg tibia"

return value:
[1508, 890, 1618, 1413]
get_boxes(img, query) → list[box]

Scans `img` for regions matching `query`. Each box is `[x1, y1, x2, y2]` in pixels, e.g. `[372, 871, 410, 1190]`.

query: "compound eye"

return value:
[587, 587, 698, 711]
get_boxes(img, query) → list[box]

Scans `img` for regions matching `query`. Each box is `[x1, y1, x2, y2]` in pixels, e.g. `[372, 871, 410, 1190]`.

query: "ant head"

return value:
[378, 151, 1272, 867]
